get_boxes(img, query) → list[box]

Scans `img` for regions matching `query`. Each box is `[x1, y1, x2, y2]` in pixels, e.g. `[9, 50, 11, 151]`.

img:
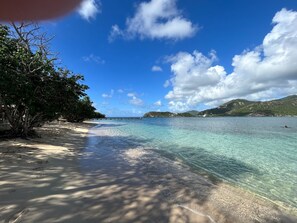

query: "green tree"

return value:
[64, 96, 102, 123]
[0, 23, 99, 136]
[93, 111, 106, 119]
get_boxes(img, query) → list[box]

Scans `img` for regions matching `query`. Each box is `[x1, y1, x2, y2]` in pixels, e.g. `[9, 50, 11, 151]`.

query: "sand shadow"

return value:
[0, 124, 295, 223]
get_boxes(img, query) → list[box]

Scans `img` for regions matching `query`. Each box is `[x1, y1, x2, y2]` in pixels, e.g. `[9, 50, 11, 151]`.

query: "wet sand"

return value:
[0, 122, 296, 223]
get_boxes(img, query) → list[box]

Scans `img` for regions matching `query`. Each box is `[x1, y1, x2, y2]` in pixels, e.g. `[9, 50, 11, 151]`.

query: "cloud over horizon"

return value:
[109, 0, 197, 41]
[165, 8, 297, 111]
[154, 100, 162, 106]
[128, 93, 144, 106]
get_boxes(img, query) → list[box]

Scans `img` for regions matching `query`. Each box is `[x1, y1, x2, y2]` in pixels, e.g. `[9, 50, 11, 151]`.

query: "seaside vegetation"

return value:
[0, 23, 105, 137]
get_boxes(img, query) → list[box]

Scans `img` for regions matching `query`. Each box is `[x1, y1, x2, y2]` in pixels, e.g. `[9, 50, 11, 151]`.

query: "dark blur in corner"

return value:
[0, 0, 82, 21]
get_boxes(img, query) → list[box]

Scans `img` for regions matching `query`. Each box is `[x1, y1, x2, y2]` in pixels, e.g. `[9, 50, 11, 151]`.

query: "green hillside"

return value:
[227, 95, 297, 116]
[198, 99, 254, 116]
[143, 95, 297, 118]
[143, 112, 176, 118]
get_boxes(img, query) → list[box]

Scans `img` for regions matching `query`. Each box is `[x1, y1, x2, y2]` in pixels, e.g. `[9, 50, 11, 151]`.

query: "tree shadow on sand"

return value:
[0, 124, 296, 223]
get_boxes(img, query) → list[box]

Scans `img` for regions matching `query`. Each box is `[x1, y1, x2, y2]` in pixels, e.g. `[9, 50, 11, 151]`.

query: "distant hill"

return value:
[186, 110, 201, 116]
[143, 112, 177, 118]
[143, 95, 297, 118]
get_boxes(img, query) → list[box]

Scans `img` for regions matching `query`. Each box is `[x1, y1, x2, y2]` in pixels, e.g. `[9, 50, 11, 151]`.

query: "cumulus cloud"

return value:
[152, 65, 163, 72]
[127, 93, 144, 106]
[154, 100, 162, 106]
[165, 8, 297, 111]
[109, 0, 197, 41]
[102, 89, 114, 98]
[78, 0, 101, 21]
[83, 54, 105, 64]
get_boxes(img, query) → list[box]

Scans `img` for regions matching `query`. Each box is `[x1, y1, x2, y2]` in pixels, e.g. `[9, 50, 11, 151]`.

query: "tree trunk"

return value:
[23, 108, 29, 137]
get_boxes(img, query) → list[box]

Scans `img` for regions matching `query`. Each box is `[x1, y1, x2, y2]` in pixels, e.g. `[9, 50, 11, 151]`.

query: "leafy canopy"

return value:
[0, 24, 104, 136]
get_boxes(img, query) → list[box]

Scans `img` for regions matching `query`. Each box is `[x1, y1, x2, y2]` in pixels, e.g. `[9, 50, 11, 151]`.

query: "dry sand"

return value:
[0, 122, 296, 223]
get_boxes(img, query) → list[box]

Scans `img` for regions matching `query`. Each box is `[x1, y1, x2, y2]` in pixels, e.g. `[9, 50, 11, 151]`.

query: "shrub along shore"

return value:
[0, 23, 104, 137]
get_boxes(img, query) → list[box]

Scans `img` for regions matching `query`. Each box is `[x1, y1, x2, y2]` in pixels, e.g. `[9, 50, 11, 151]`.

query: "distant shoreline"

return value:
[104, 116, 297, 119]
[143, 95, 297, 118]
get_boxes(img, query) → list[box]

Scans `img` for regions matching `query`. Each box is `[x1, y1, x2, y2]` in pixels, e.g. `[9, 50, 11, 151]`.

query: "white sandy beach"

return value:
[0, 122, 296, 223]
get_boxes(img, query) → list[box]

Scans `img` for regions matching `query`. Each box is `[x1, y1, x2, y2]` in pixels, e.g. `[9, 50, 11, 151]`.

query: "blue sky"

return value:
[43, 0, 297, 117]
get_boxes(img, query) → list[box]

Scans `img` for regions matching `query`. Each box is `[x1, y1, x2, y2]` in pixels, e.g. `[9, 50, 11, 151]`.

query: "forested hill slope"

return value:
[143, 95, 297, 117]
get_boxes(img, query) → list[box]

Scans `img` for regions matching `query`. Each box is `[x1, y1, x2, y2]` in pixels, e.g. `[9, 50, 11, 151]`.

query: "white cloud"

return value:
[117, 89, 124, 93]
[109, 25, 124, 42]
[127, 93, 144, 106]
[102, 94, 110, 98]
[152, 65, 163, 72]
[168, 101, 190, 111]
[78, 0, 101, 21]
[165, 8, 297, 111]
[154, 100, 162, 106]
[130, 97, 144, 106]
[83, 54, 105, 64]
[102, 89, 114, 98]
[109, 0, 197, 41]
[163, 80, 171, 88]
[127, 93, 135, 97]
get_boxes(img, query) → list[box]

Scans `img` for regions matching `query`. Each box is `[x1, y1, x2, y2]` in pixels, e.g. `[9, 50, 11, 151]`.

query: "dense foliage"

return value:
[64, 96, 105, 123]
[0, 24, 104, 136]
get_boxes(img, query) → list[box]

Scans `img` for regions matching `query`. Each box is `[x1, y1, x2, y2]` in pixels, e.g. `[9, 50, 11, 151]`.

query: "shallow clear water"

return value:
[98, 117, 297, 209]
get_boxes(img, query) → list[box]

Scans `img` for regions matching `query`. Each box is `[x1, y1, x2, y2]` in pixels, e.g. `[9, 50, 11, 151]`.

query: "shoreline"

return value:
[0, 122, 296, 222]
[152, 148, 297, 215]
[85, 125, 296, 222]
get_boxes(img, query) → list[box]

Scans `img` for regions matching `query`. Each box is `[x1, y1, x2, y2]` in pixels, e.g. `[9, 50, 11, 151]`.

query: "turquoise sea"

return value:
[98, 117, 297, 209]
